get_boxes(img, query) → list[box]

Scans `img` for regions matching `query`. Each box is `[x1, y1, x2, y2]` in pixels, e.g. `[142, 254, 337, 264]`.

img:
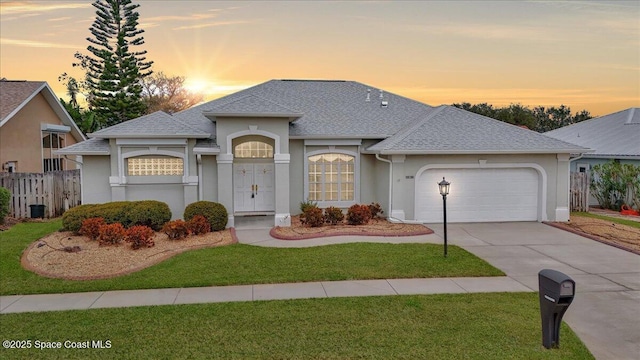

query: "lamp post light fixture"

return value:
[438, 177, 450, 257]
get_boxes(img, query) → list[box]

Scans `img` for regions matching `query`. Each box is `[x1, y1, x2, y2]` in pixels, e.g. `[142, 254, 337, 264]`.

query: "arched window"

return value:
[127, 156, 183, 176]
[308, 153, 355, 202]
[234, 141, 273, 158]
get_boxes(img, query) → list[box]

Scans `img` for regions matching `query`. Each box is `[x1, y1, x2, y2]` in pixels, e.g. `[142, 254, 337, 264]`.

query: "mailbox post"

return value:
[538, 269, 575, 349]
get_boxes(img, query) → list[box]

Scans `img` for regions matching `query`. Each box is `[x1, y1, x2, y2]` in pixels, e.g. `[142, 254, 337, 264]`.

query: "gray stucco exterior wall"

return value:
[201, 156, 218, 202]
[82, 156, 111, 204]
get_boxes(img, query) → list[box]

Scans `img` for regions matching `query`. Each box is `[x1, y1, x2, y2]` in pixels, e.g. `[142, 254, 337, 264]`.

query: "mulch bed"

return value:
[270, 216, 434, 240]
[546, 215, 640, 255]
[21, 229, 238, 280]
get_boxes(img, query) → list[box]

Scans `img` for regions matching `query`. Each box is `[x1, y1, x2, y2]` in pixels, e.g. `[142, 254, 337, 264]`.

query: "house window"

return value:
[42, 132, 65, 172]
[308, 153, 355, 202]
[234, 141, 273, 158]
[127, 157, 183, 176]
[43, 158, 63, 172]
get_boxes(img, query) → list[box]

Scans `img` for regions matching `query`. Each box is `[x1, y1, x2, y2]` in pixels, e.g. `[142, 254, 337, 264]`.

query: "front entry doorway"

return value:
[233, 163, 275, 213]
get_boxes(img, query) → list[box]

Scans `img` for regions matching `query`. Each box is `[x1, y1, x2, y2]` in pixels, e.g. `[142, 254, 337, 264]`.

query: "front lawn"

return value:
[0, 293, 592, 359]
[1, 221, 503, 295]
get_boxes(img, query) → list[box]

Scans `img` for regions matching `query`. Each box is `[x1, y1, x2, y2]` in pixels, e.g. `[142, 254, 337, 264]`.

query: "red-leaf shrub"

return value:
[80, 217, 106, 241]
[98, 223, 126, 245]
[300, 207, 324, 227]
[162, 220, 190, 240]
[125, 225, 155, 250]
[187, 215, 211, 235]
[324, 206, 344, 225]
[368, 202, 384, 219]
[347, 204, 372, 225]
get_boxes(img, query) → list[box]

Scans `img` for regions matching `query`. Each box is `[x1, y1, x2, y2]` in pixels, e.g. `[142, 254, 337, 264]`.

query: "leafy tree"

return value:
[141, 72, 204, 114]
[590, 161, 640, 210]
[495, 103, 537, 129]
[81, 0, 153, 127]
[60, 99, 100, 135]
[453, 102, 592, 132]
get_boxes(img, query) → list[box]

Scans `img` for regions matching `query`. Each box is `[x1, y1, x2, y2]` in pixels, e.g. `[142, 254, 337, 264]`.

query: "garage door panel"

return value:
[417, 168, 539, 223]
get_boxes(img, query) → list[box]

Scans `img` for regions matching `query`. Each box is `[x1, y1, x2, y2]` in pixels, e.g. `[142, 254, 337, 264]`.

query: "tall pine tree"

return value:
[84, 0, 153, 127]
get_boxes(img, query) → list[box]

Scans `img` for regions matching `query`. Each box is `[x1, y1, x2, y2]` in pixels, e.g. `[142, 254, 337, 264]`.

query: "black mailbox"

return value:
[538, 269, 575, 349]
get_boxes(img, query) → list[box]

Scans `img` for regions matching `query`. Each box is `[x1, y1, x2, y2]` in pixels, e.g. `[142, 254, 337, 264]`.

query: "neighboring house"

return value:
[57, 80, 587, 226]
[0, 80, 86, 173]
[545, 107, 640, 173]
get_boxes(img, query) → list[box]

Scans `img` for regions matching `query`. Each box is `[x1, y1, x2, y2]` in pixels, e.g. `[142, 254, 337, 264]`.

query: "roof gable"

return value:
[89, 111, 211, 139]
[0, 80, 45, 123]
[368, 105, 589, 154]
[205, 94, 302, 118]
[545, 108, 640, 157]
[0, 80, 86, 142]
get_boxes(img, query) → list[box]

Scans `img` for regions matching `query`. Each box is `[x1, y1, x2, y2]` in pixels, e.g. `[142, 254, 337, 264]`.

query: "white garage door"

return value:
[416, 168, 539, 223]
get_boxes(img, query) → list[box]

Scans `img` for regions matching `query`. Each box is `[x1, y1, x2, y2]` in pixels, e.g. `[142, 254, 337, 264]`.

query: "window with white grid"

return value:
[234, 141, 273, 158]
[307, 153, 355, 202]
[127, 157, 183, 176]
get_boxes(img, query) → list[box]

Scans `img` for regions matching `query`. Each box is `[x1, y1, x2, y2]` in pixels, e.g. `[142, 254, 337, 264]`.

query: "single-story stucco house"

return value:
[56, 79, 588, 227]
[545, 107, 640, 173]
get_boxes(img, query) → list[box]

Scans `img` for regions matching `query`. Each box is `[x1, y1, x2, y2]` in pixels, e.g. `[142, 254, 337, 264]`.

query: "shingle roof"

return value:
[89, 111, 210, 138]
[0, 80, 45, 122]
[180, 80, 433, 138]
[206, 94, 302, 117]
[367, 105, 589, 154]
[545, 108, 640, 158]
[66, 79, 594, 155]
[54, 138, 110, 155]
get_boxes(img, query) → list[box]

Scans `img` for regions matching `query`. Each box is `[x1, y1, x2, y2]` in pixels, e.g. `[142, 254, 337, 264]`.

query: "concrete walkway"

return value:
[0, 277, 530, 314]
[2, 221, 639, 359]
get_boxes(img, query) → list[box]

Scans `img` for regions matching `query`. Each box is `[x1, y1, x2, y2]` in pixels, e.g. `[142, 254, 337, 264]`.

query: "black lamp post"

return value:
[438, 177, 450, 257]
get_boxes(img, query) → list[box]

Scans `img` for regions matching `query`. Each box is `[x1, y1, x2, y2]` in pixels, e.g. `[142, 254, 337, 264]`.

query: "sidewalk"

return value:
[0, 277, 531, 314]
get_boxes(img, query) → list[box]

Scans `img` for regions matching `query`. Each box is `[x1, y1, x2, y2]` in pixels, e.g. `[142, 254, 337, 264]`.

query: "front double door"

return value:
[233, 163, 275, 213]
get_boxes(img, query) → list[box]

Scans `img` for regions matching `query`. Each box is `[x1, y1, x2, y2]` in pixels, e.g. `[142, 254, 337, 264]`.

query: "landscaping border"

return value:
[544, 222, 640, 256]
[269, 226, 434, 240]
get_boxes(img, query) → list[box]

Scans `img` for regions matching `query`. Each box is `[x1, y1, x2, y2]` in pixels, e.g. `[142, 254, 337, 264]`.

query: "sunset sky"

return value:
[1, 0, 638, 116]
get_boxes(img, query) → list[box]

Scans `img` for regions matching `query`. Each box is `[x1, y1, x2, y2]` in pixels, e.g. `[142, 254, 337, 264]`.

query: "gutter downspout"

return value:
[375, 153, 424, 225]
[375, 154, 393, 221]
[196, 154, 203, 201]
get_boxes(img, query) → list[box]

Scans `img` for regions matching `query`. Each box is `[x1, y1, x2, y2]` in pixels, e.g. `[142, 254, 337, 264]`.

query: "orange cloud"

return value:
[0, 1, 90, 15]
[0, 37, 79, 49]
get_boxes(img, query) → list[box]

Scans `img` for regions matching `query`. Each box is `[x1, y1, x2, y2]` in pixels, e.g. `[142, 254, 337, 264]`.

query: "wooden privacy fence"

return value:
[570, 172, 589, 212]
[0, 170, 81, 218]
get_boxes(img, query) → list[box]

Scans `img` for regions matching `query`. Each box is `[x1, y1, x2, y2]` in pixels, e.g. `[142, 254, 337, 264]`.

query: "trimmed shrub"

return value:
[368, 202, 384, 219]
[299, 199, 318, 213]
[98, 223, 126, 246]
[301, 207, 324, 227]
[324, 206, 344, 225]
[62, 204, 99, 233]
[184, 201, 228, 232]
[347, 204, 372, 225]
[0, 187, 10, 224]
[79, 217, 106, 241]
[128, 200, 171, 230]
[62, 201, 172, 232]
[94, 201, 135, 227]
[125, 225, 155, 250]
[187, 215, 211, 235]
[163, 220, 190, 240]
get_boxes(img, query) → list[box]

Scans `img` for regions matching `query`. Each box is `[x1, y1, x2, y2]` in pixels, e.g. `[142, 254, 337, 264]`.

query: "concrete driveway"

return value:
[425, 222, 640, 360]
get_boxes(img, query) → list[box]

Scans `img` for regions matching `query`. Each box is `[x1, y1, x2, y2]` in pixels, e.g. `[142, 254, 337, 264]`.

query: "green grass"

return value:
[0, 293, 593, 359]
[0, 221, 503, 295]
[572, 212, 640, 229]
